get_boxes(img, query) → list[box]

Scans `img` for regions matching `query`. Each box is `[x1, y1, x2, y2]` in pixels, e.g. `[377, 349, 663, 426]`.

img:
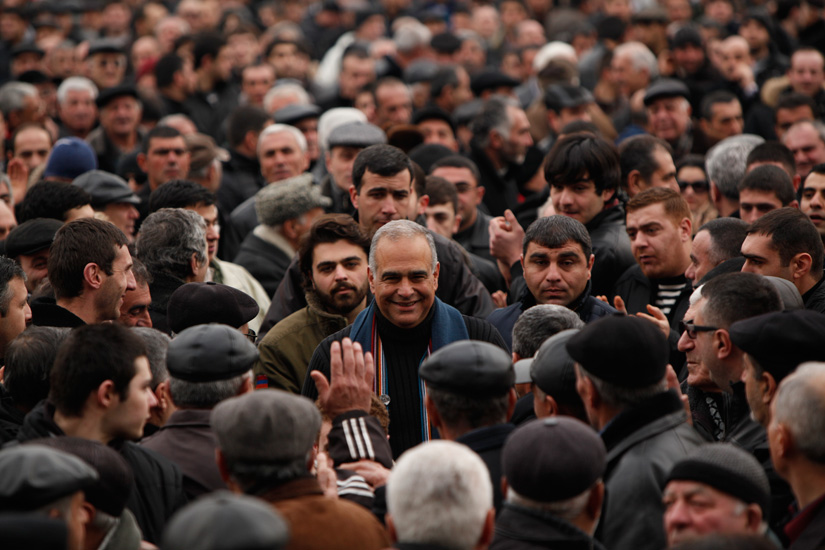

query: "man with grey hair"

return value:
[142, 324, 256, 500]
[0, 81, 45, 137]
[612, 41, 658, 99]
[263, 82, 311, 115]
[56, 76, 98, 139]
[304, 219, 506, 458]
[136, 208, 208, 334]
[769, 362, 825, 549]
[233, 174, 329, 296]
[212, 390, 390, 548]
[387, 441, 495, 550]
[706, 134, 765, 217]
[468, 95, 535, 217]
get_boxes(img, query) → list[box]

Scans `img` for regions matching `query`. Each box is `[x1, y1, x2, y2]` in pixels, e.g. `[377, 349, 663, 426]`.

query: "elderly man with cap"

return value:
[539, 84, 595, 153]
[275, 103, 322, 171]
[162, 492, 289, 550]
[73, 170, 141, 243]
[86, 84, 143, 174]
[167, 281, 260, 337]
[142, 324, 256, 499]
[185, 132, 229, 195]
[492, 416, 607, 549]
[85, 39, 128, 91]
[0, 444, 98, 550]
[233, 174, 329, 296]
[567, 315, 704, 550]
[4, 217, 62, 293]
[663, 443, 772, 547]
[644, 78, 695, 160]
[420, 340, 517, 513]
[321, 121, 386, 216]
[211, 390, 390, 549]
[387, 440, 495, 550]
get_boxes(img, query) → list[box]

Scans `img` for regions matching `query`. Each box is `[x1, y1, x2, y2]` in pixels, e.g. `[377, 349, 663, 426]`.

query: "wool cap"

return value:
[566, 315, 669, 387]
[667, 443, 771, 516]
[166, 323, 258, 382]
[503, 417, 606, 502]
[254, 173, 331, 227]
[42, 137, 98, 180]
[420, 340, 515, 398]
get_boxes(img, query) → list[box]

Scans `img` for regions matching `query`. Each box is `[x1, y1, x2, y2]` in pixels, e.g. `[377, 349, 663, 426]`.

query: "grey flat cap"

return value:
[0, 445, 99, 511]
[643, 78, 690, 106]
[166, 324, 258, 382]
[211, 390, 321, 465]
[327, 121, 387, 149]
[73, 170, 140, 207]
[544, 84, 594, 111]
[162, 491, 289, 550]
[274, 103, 321, 126]
[420, 340, 514, 398]
[255, 173, 331, 227]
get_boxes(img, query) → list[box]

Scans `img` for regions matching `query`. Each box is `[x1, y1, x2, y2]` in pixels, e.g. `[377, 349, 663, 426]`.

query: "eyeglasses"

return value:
[679, 320, 718, 339]
[244, 329, 257, 343]
[678, 179, 709, 193]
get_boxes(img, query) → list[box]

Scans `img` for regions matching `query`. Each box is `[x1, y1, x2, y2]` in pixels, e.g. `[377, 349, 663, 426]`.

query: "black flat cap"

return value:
[87, 39, 125, 57]
[96, 84, 139, 109]
[729, 310, 825, 382]
[167, 282, 260, 333]
[566, 315, 669, 387]
[412, 105, 456, 133]
[471, 69, 520, 96]
[166, 324, 259, 382]
[73, 170, 140, 208]
[670, 26, 703, 49]
[420, 340, 514, 398]
[643, 78, 690, 106]
[327, 121, 386, 149]
[431, 32, 461, 55]
[531, 329, 580, 398]
[502, 417, 606, 502]
[0, 445, 98, 511]
[162, 491, 289, 550]
[5, 218, 63, 257]
[274, 103, 321, 126]
[544, 84, 594, 111]
[11, 42, 44, 58]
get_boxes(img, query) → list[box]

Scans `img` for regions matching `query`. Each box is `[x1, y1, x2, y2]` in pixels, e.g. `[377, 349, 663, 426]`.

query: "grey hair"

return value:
[387, 441, 492, 550]
[512, 305, 584, 358]
[614, 42, 659, 79]
[263, 83, 310, 114]
[706, 134, 765, 200]
[369, 220, 437, 274]
[506, 486, 594, 521]
[394, 23, 432, 54]
[257, 123, 308, 156]
[471, 96, 520, 148]
[136, 208, 207, 281]
[0, 82, 38, 118]
[579, 365, 667, 410]
[57, 77, 98, 105]
[773, 362, 825, 464]
[131, 327, 171, 388]
[169, 372, 250, 409]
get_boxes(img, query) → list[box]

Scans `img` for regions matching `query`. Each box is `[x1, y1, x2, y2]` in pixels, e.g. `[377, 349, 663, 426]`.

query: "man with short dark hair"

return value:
[137, 125, 191, 196]
[698, 91, 744, 148]
[738, 165, 798, 224]
[374, 77, 413, 128]
[155, 53, 195, 117]
[782, 120, 825, 179]
[0, 257, 30, 365]
[618, 134, 678, 198]
[685, 217, 749, 286]
[774, 93, 817, 142]
[741, 208, 825, 313]
[321, 121, 386, 216]
[33, 218, 135, 327]
[118, 258, 153, 328]
[217, 105, 271, 214]
[800, 163, 825, 240]
[183, 32, 238, 141]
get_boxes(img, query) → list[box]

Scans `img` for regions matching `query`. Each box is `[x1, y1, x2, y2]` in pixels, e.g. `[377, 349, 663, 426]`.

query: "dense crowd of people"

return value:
[0, 0, 824, 549]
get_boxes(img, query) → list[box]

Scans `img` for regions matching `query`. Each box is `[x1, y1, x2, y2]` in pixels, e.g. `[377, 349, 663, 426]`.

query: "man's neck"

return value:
[344, 299, 367, 325]
[53, 409, 112, 445]
[161, 86, 186, 102]
[798, 273, 821, 296]
[197, 71, 215, 93]
[458, 208, 478, 233]
[484, 147, 506, 172]
[786, 462, 825, 509]
[55, 297, 103, 325]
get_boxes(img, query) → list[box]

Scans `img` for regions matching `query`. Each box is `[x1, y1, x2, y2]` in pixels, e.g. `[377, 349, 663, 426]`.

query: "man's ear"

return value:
[96, 380, 116, 408]
[424, 393, 442, 429]
[714, 329, 734, 360]
[679, 217, 692, 242]
[744, 503, 763, 532]
[626, 170, 643, 197]
[244, 130, 258, 153]
[83, 262, 104, 290]
[137, 152, 147, 173]
[790, 252, 813, 281]
[761, 372, 778, 405]
[349, 185, 359, 209]
[189, 252, 201, 278]
[586, 481, 605, 522]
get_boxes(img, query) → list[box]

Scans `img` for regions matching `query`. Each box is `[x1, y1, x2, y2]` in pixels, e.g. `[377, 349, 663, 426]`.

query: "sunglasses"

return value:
[679, 320, 718, 339]
[678, 179, 709, 192]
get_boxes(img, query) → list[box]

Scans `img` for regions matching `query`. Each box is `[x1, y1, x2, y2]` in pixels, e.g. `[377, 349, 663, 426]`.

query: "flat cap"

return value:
[431, 32, 461, 54]
[274, 103, 321, 126]
[73, 170, 140, 208]
[412, 105, 456, 133]
[404, 59, 439, 84]
[168, 282, 260, 333]
[566, 315, 669, 387]
[11, 42, 44, 58]
[211, 390, 321, 464]
[0, 445, 99, 511]
[87, 38, 125, 57]
[643, 78, 690, 106]
[670, 26, 703, 49]
[43, 137, 98, 179]
[327, 121, 387, 149]
[471, 69, 520, 96]
[186, 133, 229, 174]
[166, 323, 258, 382]
[420, 340, 514, 398]
[531, 329, 580, 398]
[5, 218, 63, 257]
[453, 99, 484, 126]
[667, 443, 771, 516]
[632, 5, 669, 23]
[502, 417, 606, 502]
[255, 173, 331, 227]
[96, 84, 139, 109]
[162, 491, 289, 550]
[729, 310, 825, 382]
[544, 84, 594, 111]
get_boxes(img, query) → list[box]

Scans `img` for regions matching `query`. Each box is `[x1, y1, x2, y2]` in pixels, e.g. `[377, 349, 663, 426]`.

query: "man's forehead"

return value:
[526, 239, 585, 256]
[149, 136, 185, 151]
[805, 172, 825, 189]
[627, 202, 671, 225]
[313, 240, 367, 263]
[362, 169, 411, 189]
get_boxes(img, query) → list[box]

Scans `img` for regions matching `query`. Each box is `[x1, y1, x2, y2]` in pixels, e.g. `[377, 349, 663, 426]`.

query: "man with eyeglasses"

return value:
[86, 84, 143, 173]
[85, 40, 127, 90]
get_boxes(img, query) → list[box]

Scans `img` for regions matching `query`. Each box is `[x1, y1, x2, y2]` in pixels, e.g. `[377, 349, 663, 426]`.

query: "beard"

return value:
[315, 280, 369, 317]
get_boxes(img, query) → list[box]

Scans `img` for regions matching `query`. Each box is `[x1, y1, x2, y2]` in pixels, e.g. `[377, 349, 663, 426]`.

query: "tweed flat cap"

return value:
[503, 417, 606, 502]
[729, 310, 825, 382]
[73, 170, 140, 207]
[566, 315, 669, 387]
[211, 390, 321, 464]
[162, 491, 289, 550]
[168, 282, 260, 333]
[254, 173, 331, 227]
[327, 122, 386, 149]
[0, 445, 99, 511]
[166, 324, 258, 382]
[5, 218, 63, 257]
[420, 340, 514, 398]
